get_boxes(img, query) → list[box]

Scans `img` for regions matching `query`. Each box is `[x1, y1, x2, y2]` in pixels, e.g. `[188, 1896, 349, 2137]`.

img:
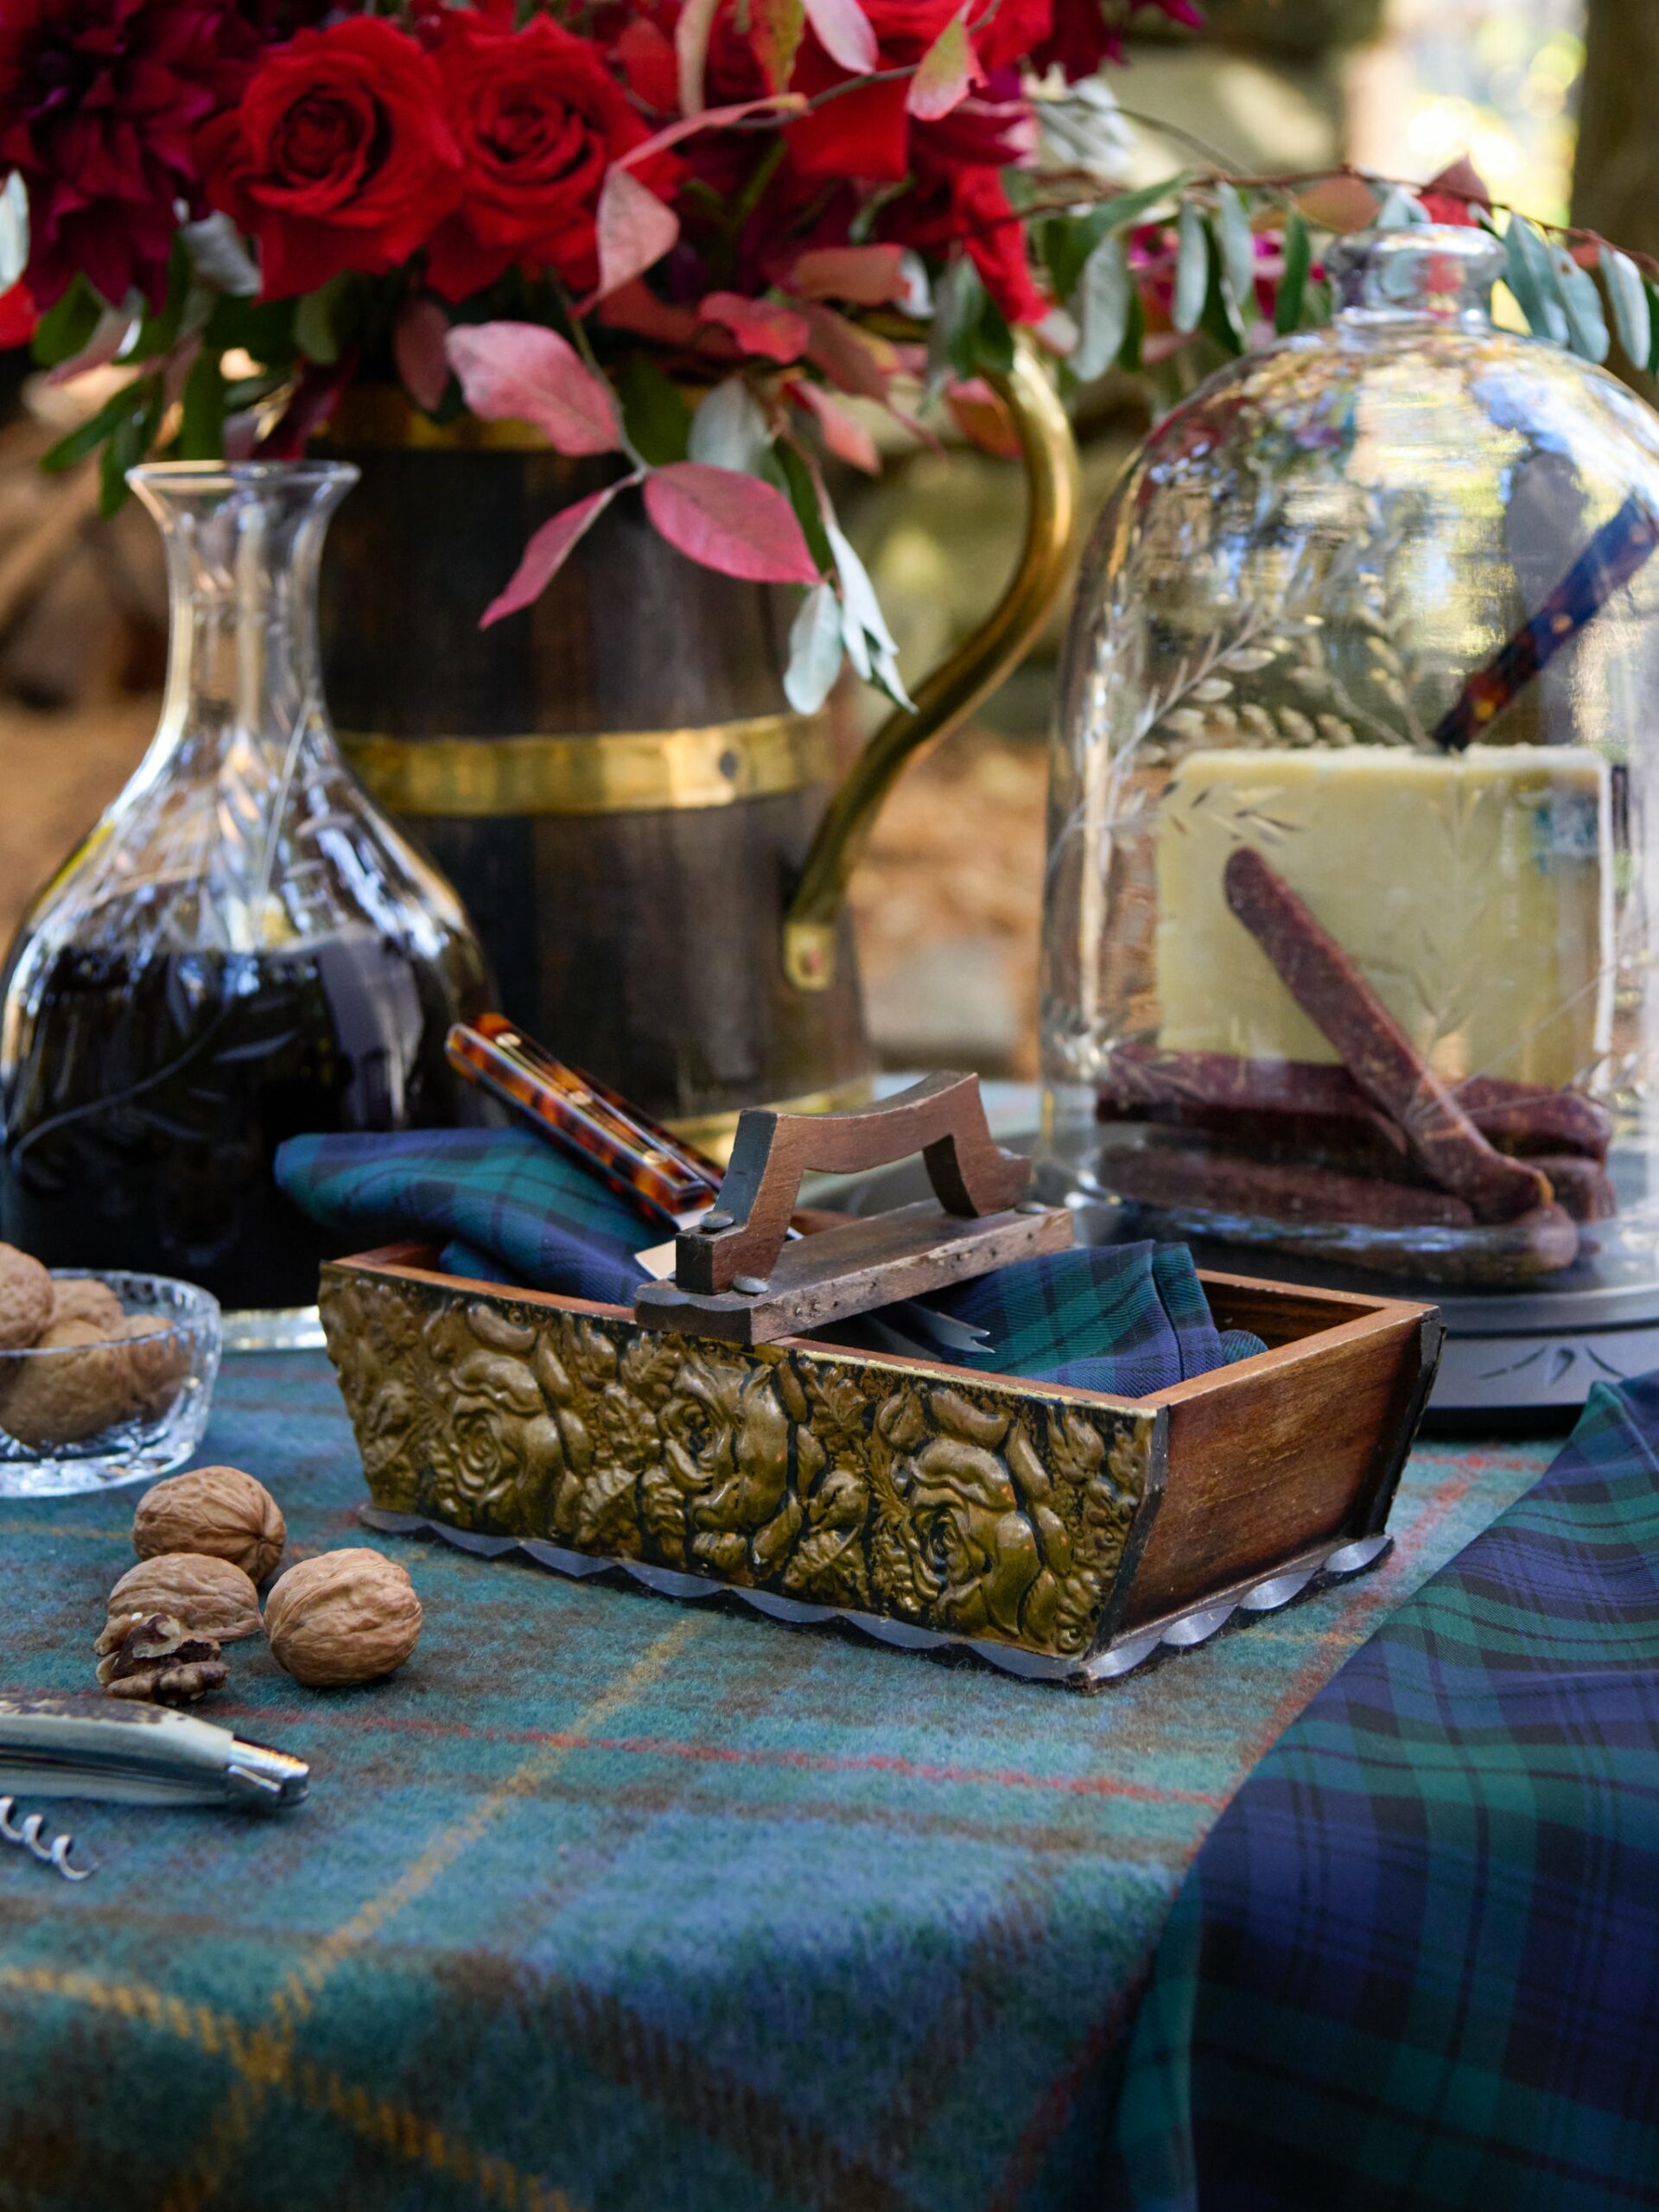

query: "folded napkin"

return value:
[275, 1129, 1262, 1398]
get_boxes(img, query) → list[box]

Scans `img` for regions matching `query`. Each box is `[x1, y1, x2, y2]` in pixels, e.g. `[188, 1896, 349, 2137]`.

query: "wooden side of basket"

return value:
[318, 1247, 1442, 1678]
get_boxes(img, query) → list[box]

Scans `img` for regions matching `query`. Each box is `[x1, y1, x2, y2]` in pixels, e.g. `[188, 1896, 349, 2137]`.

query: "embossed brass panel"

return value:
[321, 1260, 1157, 1663]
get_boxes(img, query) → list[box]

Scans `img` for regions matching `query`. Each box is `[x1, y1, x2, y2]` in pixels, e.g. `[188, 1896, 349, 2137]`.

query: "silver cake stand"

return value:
[830, 1105, 1659, 1426]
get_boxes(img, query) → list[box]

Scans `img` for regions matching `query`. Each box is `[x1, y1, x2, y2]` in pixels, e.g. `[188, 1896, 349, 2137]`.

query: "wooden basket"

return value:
[319, 1247, 1442, 1687]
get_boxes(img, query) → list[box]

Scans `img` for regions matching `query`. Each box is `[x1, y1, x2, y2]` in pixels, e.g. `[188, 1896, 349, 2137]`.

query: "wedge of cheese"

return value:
[1154, 745, 1612, 1090]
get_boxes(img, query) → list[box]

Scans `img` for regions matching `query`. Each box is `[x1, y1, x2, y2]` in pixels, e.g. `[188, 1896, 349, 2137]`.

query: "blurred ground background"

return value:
[0, 0, 1624, 1083]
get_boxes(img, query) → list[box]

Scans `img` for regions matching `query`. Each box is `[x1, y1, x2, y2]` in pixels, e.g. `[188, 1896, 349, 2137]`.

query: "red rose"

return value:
[199, 17, 461, 301]
[886, 157, 1048, 325]
[786, 0, 958, 181]
[0, 0, 237, 309]
[423, 12, 673, 302]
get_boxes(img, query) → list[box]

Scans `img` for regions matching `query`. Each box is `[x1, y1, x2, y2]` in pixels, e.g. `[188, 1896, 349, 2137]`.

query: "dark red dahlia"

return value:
[0, 0, 242, 310]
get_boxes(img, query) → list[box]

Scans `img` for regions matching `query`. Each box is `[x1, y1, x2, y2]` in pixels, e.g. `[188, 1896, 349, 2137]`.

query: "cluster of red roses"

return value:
[0, 0, 1198, 335]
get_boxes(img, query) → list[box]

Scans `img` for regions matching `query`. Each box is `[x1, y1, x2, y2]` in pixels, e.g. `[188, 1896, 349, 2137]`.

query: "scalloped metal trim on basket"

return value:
[357, 1503, 1392, 1687]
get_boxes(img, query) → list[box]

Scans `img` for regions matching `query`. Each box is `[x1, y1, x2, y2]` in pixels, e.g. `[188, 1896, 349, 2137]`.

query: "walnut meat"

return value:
[48, 1276, 125, 1336]
[94, 1612, 227, 1705]
[264, 1549, 422, 1688]
[134, 1465, 285, 1584]
[0, 1243, 54, 1352]
[108, 1553, 262, 1642]
[0, 1318, 133, 1446]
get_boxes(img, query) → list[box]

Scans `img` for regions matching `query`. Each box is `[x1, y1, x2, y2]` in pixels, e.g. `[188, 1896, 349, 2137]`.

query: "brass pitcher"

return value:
[321, 335, 1078, 1149]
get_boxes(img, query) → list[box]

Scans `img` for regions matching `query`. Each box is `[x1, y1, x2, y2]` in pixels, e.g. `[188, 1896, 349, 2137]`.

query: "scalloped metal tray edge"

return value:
[359, 1507, 1392, 1687]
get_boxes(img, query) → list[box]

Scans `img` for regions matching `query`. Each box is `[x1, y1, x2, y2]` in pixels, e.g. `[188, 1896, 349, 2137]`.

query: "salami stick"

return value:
[1221, 848, 1551, 1224]
[1100, 1145, 1580, 1283]
[1096, 1045, 1612, 1162]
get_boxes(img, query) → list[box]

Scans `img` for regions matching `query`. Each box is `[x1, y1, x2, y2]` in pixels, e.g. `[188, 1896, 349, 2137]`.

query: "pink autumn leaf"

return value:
[394, 296, 453, 412]
[906, 10, 979, 121]
[699, 290, 810, 363]
[801, 302, 892, 400]
[481, 475, 641, 628]
[447, 322, 623, 455]
[802, 0, 878, 73]
[618, 93, 805, 172]
[791, 244, 909, 305]
[591, 167, 681, 303]
[790, 378, 880, 473]
[644, 461, 820, 585]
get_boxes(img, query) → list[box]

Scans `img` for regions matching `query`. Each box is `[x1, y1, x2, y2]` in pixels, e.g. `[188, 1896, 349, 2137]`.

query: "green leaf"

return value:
[293, 276, 346, 365]
[614, 353, 692, 467]
[1173, 201, 1209, 335]
[1554, 247, 1609, 363]
[1600, 248, 1650, 369]
[97, 378, 163, 517]
[130, 238, 193, 359]
[1275, 210, 1312, 334]
[177, 352, 226, 461]
[928, 257, 985, 391]
[31, 278, 102, 369]
[973, 296, 1016, 378]
[1375, 185, 1428, 230]
[1099, 169, 1195, 238]
[1198, 241, 1244, 358]
[1071, 230, 1131, 382]
[40, 380, 145, 473]
[772, 438, 836, 573]
[1216, 182, 1257, 323]
[1505, 216, 1567, 344]
[1119, 277, 1145, 374]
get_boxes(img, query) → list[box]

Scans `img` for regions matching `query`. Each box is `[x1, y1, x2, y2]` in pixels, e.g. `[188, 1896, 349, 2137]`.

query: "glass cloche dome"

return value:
[1041, 224, 1659, 1292]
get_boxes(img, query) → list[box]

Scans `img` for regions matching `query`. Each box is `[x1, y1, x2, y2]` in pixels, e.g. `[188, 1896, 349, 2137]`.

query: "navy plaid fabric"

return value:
[275, 1135, 1261, 1398]
[930, 1244, 1265, 1396]
[1108, 1371, 1659, 2211]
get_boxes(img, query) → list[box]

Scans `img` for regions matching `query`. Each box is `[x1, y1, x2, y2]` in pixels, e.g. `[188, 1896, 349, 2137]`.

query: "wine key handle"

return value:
[675, 1071, 1031, 1296]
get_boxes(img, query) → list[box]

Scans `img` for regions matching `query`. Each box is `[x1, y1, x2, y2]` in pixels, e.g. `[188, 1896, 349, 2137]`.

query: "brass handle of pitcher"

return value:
[781, 330, 1081, 993]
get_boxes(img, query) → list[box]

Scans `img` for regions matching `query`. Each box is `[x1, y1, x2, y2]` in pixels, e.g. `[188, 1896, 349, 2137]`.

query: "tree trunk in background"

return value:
[1573, 0, 1659, 269]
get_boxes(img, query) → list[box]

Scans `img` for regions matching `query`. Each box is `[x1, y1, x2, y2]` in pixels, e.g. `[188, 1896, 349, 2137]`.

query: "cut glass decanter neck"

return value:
[1328, 225, 1505, 326]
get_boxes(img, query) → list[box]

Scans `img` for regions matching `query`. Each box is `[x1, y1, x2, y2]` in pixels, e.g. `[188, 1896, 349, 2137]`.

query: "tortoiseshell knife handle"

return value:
[447, 1015, 723, 1233]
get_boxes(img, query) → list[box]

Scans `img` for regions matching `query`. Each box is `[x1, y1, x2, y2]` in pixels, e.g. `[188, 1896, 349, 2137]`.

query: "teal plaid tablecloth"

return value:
[0, 1355, 1550, 2212]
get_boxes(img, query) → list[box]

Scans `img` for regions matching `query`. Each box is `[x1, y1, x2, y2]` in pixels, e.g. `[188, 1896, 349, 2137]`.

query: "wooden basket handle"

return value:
[674, 1071, 1032, 1294]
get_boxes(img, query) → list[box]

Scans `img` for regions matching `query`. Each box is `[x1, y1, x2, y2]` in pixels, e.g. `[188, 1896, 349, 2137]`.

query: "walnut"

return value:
[0, 1243, 53, 1352]
[117, 1315, 191, 1423]
[48, 1276, 125, 1336]
[264, 1549, 422, 1688]
[0, 1318, 133, 1447]
[133, 1465, 285, 1585]
[94, 1612, 227, 1705]
[108, 1553, 262, 1642]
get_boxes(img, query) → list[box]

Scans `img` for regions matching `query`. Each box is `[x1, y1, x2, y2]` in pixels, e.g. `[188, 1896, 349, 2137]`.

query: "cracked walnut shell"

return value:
[95, 1612, 227, 1705]
[134, 1465, 285, 1585]
[264, 1549, 422, 1688]
[0, 1243, 51, 1353]
[108, 1553, 262, 1642]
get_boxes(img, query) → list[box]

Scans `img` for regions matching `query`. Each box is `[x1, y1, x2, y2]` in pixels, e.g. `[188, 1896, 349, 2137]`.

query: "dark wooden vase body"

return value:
[319, 443, 870, 1130]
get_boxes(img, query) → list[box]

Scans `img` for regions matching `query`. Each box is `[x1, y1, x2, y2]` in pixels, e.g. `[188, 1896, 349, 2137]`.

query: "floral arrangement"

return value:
[0, 0, 1205, 707]
[3, 2, 1658, 713]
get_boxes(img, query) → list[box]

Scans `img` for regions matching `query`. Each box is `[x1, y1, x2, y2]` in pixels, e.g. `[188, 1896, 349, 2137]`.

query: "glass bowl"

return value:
[0, 1272, 221, 1497]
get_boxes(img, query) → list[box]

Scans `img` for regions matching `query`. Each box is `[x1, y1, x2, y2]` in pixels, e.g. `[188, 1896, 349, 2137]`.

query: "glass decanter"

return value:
[0, 461, 492, 1337]
[1042, 226, 1659, 1294]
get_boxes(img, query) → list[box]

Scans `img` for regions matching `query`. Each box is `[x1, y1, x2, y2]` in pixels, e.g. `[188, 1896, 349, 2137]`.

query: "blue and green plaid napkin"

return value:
[275, 1129, 1261, 1398]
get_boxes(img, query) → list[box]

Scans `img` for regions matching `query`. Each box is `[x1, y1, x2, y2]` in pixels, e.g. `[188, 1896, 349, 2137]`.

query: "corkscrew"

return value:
[0, 1796, 96, 1882]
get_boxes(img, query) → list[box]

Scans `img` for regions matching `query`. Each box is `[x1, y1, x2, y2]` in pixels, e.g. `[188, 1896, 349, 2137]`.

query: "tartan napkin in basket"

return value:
[275, 1130, 1262, 1397]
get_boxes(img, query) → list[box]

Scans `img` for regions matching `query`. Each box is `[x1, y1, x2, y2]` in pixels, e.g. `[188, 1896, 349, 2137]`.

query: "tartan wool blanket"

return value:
[0, 1355, 1549, 2212]
[1109, 1374, 1659, 2211]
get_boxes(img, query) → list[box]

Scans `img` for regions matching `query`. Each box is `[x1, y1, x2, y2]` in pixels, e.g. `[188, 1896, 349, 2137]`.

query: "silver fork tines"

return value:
[0, 1795, 97, 1882]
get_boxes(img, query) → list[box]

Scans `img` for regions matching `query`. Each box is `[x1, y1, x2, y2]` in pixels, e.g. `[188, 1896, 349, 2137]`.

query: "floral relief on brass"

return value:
[320, 1268, 1154, 1659]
